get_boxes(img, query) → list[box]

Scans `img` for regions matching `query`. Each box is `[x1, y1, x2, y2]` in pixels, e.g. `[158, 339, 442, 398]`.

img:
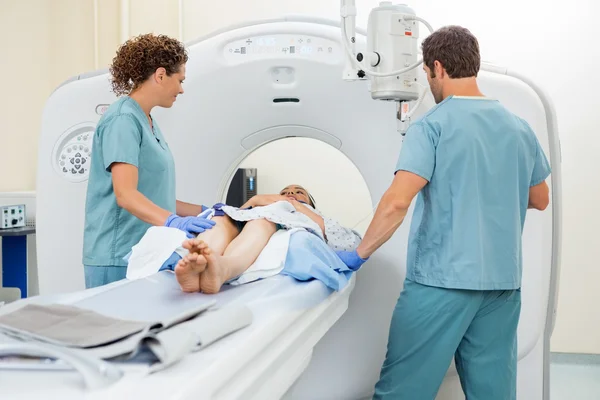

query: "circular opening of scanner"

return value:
[225, 137, 373, 235]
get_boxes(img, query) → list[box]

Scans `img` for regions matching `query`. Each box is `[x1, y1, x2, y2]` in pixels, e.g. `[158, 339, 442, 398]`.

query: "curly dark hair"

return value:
[421, 25, 480, 79]
[109, 33, 188, 96]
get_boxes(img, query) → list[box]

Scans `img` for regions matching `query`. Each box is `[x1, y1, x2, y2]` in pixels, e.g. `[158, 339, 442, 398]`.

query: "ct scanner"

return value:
[1, 7, 561, 400]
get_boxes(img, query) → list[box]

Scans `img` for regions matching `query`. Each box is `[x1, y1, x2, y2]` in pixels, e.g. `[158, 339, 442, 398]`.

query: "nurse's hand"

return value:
[164, 214, 216, 238]
[335, 250, 369, 271]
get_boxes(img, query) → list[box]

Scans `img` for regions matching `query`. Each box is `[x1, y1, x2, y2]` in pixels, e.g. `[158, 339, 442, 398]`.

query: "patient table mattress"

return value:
[0, 271, 355, 400]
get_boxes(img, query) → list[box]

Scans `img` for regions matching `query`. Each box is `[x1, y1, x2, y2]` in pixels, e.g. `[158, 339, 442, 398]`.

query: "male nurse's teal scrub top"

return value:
[395, 96, 551, 291]
[82, 97, 177, 267]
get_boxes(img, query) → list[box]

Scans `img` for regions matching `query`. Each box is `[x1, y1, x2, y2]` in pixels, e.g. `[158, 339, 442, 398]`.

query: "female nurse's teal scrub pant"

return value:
[84, 265, 127, 288]
[374, 279, 521, 400]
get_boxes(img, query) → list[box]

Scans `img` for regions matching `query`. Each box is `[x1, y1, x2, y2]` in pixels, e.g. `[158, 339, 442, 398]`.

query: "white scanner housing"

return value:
[34, 16, 561, 400]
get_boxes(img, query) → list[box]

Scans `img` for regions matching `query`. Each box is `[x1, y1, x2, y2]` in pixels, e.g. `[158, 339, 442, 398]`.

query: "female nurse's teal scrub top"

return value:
[82, 97, 177, 267]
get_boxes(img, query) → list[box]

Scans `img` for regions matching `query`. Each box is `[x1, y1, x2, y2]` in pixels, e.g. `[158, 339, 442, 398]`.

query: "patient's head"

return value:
[280, 185, 316, 208]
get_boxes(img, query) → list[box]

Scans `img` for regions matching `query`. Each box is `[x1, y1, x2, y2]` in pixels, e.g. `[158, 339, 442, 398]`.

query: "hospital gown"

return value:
[219, 201, 362, 252]
[305, 204, 362, 252]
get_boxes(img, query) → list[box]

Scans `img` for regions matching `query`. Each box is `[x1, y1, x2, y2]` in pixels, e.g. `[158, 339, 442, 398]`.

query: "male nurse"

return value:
[336, 25, 551, 400]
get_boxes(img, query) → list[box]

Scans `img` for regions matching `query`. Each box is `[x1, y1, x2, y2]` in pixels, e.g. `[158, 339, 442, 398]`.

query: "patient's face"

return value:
[280, 185, 311, 206]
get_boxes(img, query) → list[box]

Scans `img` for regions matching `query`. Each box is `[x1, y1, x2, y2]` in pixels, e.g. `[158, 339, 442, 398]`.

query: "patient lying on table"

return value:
[174, 184, 361, 294]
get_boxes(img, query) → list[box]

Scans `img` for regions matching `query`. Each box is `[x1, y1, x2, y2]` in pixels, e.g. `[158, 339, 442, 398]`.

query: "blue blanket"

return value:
[159, 230, 353, 290]
[281, 231, 353, 290]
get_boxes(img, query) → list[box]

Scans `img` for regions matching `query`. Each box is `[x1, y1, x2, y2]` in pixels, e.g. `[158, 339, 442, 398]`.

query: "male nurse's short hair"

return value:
[421, 25, 480, 79]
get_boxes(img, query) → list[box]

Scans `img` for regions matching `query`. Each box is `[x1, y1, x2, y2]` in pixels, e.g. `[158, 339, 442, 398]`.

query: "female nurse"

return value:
[82, 33, 215, 288]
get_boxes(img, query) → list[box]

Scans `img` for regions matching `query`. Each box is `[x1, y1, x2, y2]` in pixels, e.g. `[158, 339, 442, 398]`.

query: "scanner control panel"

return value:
[1, 204, 26, 229]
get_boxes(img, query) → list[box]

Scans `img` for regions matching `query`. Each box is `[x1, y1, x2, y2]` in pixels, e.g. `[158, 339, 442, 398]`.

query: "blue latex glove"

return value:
[335, 250, 369, 271]
[164, 214, 216, 238]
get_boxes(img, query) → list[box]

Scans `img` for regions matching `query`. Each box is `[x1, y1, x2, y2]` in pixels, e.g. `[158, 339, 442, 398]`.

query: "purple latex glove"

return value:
[164, 214, 216, 238]
[335, 249, 369, 271]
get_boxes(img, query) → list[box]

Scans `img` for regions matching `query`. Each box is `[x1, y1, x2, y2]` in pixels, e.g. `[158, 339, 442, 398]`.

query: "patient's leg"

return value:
[199, 219, 278, 294]
[183, 215, 240, 255]
[174, 216, 240, 292]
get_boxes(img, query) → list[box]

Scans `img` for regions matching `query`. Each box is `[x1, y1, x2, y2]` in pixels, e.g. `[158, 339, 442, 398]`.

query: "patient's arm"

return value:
[241, 194, 292, 209]
[240, 195, 326, 236]
[289, 200, 326, 237]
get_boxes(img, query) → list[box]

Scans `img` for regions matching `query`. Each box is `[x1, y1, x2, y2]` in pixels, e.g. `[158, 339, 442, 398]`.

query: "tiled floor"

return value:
[550, 353, 600, 399]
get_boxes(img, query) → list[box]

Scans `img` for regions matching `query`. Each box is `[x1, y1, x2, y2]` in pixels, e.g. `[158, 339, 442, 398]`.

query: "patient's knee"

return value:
[201, 216, 240, 240]
[211, 216, 238, 231]
[245, 218, 277, 234]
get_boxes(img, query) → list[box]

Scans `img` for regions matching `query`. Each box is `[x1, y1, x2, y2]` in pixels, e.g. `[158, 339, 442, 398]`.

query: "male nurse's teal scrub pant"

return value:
[374, 279, 521, 400]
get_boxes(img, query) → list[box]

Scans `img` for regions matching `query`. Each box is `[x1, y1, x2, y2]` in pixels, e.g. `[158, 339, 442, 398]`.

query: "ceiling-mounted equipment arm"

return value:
[340, 1, 434, 101]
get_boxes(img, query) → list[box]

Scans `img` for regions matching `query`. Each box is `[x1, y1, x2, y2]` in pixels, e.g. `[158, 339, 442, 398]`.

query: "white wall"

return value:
[0, 0, 121, 191]
[0, 0, 597, 354]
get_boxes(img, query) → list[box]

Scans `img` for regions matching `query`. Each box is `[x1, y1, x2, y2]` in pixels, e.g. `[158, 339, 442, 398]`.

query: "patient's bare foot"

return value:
[197, 243, 231, 294]
[174, 252, 207, 293]
[182, 238, 204, 254]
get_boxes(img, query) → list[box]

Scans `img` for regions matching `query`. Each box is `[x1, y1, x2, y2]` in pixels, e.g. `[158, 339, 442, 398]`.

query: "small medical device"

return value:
[340, 1, 434, 133]
[1, 204, 26, 229]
